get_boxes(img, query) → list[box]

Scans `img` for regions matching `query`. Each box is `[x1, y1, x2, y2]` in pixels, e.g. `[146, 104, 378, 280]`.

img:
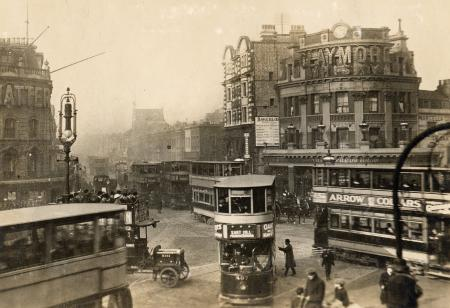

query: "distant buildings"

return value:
[0, 37, 64, 208]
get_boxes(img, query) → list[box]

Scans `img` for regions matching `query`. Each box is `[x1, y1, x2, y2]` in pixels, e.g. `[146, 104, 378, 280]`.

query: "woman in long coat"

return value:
[279, 239, 296, 276]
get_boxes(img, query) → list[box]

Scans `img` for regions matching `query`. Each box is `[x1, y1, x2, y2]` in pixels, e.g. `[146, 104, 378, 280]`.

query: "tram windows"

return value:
[352, 217, 372, 232]
[340, 215, 350, 229]
[218, 188, 230, 213]
[350, 170, 370, 188]
[266, 187, 273, 212]
[330, 214, 340, 228]
[401, 173, 421, 191]
[253, 187, 266, 213]
[432, 171, 450, 193]
[0, 226, 45, 272]
[52, 221, 95, 260]
[404, 221, 423, 241]
[99, 217, 122, 251]
[373, 171, 394, 189]
[329, 169, 349, 187]
[231, 197, 251, 214]
[374, 219, 395, 235]
[220, 242, 271, 273]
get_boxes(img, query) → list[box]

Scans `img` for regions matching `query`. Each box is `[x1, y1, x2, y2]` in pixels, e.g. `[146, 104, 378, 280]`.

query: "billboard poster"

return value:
[255, 117, 280, 147]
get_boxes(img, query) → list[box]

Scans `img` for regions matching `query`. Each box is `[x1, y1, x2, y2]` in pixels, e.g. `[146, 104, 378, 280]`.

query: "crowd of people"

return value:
[57, 189, 139, 204]
[280, 238, 423, 308]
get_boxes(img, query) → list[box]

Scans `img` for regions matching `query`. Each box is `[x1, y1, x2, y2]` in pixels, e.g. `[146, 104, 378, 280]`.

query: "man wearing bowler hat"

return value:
[278, 239, 296, 276]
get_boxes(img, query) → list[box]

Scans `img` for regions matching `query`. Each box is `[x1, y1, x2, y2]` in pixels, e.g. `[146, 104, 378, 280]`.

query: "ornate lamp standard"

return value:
[58, 87, 77, 201]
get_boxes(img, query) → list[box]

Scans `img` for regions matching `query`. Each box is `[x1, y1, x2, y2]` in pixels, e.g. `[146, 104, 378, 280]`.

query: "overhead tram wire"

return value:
[50, 52, 106, 74]
[27, 26, 50, 47]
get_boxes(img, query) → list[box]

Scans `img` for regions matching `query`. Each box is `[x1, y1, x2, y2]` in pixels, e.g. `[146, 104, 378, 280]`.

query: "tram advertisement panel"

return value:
[215, 223, 274, 239]
[313, 192, 424, 210]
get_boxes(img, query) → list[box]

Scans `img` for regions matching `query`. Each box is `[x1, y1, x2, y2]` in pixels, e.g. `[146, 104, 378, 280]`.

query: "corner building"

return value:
[222, 25, 301, 162]
[0, 38, 64, 208]
[263, 21, 437, 197]
[277, 21, 419, 149]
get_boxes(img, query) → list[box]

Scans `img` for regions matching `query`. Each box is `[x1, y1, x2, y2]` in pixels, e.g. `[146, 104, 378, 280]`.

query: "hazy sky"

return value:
[1, 0, 449, 135]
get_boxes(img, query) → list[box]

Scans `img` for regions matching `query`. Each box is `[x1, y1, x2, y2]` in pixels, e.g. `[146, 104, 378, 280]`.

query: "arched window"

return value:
[4, 119, 16, 138]
[29, 119, 38, 138]
[2, 148, 18, 179]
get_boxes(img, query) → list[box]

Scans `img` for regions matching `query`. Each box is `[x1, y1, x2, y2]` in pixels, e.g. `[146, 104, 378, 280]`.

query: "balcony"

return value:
[330, 113, 355, 122]
[0, 65, 50, 80]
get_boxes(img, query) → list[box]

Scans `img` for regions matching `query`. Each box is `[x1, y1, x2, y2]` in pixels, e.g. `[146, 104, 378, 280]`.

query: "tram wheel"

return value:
[179, 264, 190, 280]
[160, 267, 179, 288]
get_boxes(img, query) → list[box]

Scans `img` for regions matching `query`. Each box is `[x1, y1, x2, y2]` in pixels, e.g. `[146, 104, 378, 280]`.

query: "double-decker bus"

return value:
[129, 162, 162, 208]
[0, 203, 132, 307]
[214, 175, 276, 305]
[161, 161, 191, 209]
[312, 165, 450, 278]
[190, 161, 244, 224]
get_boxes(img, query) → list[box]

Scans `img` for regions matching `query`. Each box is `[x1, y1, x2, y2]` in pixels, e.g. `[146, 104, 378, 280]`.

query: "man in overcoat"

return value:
[304, 268, 325, 308]
[278, 239, 296, 276]
[321, 249, 335, 280]
[385, 259, 422, 308]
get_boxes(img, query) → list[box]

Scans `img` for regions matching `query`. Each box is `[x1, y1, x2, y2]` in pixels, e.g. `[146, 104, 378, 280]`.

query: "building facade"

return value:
[262, 21, 448, 198]
[222, 25, 300, 163]
[0, 37, 64, 208]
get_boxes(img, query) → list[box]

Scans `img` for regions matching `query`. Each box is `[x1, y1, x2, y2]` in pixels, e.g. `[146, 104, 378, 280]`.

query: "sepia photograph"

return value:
[1, 0, 450, 307]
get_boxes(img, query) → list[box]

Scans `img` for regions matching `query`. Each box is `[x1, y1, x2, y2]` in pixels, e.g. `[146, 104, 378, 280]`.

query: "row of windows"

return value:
[1, 118, 39, 138]
[418, 100, 450, 109]
[282, 92, 413, 117]
[329, 212, 423, 241]
[314, 169, 450, 193]
[216, 187, 273, 214]
[191, 163, 243, 177]
[192, 189, 214, 205]
[226, 82, 249, 101]
[0, 215, 124, 273]
[225, 108, 252, 126]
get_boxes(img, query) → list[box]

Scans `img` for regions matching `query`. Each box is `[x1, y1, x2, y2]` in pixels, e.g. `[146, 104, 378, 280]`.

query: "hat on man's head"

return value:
[306, 268, 317, 275]
[335, 278, 345, 286]
[285, 239, 290, 243]
[114, 193, 121, 199]
[392, 258, 408, 272]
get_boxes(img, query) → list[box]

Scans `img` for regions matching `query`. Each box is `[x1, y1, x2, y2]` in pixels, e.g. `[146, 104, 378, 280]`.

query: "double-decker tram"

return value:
[93, 174, 117, 193]
[161, 161, 191, 209]
[190, 161, 244, 224]
[0, 203, 132, 307]
[312, 165, 450, 277]
[214, 175, 276, 305]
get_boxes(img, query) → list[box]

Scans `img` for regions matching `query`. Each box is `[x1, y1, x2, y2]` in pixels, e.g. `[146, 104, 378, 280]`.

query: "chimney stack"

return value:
[260, 24, 277, 41]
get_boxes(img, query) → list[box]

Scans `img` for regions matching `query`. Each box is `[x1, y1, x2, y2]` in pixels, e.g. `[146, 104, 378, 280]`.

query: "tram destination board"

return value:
[215, 223, 274, 239]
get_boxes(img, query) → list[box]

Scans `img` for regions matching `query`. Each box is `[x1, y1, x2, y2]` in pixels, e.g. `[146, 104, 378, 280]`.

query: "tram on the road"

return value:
[312, 165, 450, 278]
[161, 161, 191, 209]
[0, 203, 132, 307]
[214, 174, 276, 305]
[190, 161, 244, 224]
[129, 162, 162, 208]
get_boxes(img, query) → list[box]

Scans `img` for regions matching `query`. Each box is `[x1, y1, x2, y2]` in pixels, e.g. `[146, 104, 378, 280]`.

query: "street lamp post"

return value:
[58, 87, 77, 201]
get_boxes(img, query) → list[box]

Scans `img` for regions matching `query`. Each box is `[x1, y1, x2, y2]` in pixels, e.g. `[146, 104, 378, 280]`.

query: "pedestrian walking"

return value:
[385, 259, 423, 308]
[278, 239, 296, 276]
[379, 263, 394, 305]
[332, 278, 350, 307]
[291, 287, 306, 308]
[322, 249, 335, 281]
[304, 268, 325, 308]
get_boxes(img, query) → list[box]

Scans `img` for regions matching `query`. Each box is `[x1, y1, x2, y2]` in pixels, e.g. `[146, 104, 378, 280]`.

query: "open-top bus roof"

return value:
[214, 175, 275, 188]
[0, 203, 127, 228]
